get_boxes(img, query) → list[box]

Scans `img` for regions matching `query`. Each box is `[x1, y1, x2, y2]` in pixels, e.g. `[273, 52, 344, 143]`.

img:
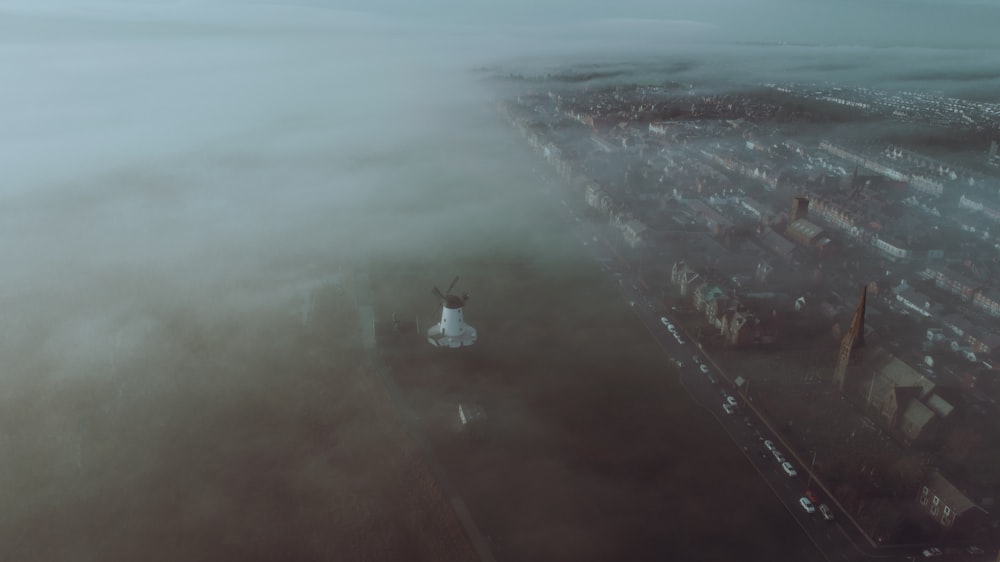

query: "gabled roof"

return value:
[874, 355, 936, 399]
[925, 471, 984, 517]
[925, 393, 955, 419]
[899, 399, 936, 441]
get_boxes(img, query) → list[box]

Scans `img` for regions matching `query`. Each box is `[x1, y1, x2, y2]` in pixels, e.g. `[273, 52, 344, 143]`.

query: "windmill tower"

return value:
[427, 276, 477, 348]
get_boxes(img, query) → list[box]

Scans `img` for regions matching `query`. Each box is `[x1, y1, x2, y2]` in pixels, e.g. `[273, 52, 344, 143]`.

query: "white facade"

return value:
[896, 290, 933, 318]
[872, 235, 912, 261]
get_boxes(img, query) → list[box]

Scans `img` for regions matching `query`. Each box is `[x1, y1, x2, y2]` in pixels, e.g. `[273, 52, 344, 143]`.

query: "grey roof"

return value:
[787, 218, 825, 241]
[900, 400, 936, 441]
[925, 471, 983, 516]
[925, 394, 955, 419]
[874, 354, 936, 399]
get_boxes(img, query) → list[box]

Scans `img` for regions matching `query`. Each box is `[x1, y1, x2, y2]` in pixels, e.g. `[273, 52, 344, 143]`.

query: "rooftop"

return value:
[787, 218, 825, 241]
[869, 350, 936, 399]
[925, 471, 983, 516]
[900, 399, 936, 438]
[924, 393, 955, 419]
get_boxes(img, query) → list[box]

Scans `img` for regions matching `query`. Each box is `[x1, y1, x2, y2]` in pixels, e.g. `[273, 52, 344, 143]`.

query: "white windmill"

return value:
[427, 276, 477, 348]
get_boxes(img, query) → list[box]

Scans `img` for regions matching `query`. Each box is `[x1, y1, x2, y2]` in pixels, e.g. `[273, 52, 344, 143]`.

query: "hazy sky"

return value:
[1, 0, 997, 199]
[0, 0, 997, 221]
[4, 0, 1000, 47]
[262, 0, 999, 48]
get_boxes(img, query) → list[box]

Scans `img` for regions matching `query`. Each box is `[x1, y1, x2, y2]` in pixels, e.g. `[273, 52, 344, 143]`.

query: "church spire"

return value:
[849, 285, 866, 349]
[834, 285, 867, 389]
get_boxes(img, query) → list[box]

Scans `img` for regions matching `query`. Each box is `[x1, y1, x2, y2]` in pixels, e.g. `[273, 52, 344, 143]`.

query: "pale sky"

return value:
[1, 0, 997, 197]
[2, 0, 999, 49]
[279, 0, 1000, 49]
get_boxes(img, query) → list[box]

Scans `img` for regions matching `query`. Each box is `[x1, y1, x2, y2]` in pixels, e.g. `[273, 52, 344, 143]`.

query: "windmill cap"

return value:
[444, 294, 464, 309]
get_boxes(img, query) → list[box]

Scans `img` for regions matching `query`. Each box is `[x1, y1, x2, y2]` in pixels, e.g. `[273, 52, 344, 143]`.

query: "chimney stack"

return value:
[791, 197, 809, 222]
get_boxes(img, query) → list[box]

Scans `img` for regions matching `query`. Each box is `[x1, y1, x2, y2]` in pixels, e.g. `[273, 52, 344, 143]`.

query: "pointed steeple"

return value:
[834, 285, 867, 389]
[849, 285, 866, 350]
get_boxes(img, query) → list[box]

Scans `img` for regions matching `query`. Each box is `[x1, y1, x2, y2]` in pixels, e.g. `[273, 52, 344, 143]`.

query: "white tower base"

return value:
[427, 324, 477, 348]
[428, 279, 477, 348]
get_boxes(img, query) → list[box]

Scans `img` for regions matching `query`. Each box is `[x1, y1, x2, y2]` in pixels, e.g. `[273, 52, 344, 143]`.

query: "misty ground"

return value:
[0, 261, 479, 561]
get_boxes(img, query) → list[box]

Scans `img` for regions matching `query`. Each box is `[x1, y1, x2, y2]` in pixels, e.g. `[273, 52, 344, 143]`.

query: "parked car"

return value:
[966, 546, 984, 555]
[772, 450, 785, 463]
[921, 547, 942, 558]
[699, 364, 710, 374]
[726, 396, 738, 407]
[763, 440, 776, 452]
[723, 403, 736, 415]
[805, 490, 819, 502]
[799, 497, 815, 513]
[782, 462, 797, 477]
[819, 504, 834, 521]
[660, 317, 670, 327]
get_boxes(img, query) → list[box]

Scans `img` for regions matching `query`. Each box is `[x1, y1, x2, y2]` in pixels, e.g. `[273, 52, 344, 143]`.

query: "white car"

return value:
[763, 440, 776, 452]
[726, 396, 738, 407]
[799, 497, 815, 513]
[921, 547, 942, 558]
[772, 450, 785, 463]
[782, 462, 797, 477]
[674, 335, 685, 344]
[723, 403, 736, 415]
[660, 317, 670, 326]
[699, 364, 710, 374]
